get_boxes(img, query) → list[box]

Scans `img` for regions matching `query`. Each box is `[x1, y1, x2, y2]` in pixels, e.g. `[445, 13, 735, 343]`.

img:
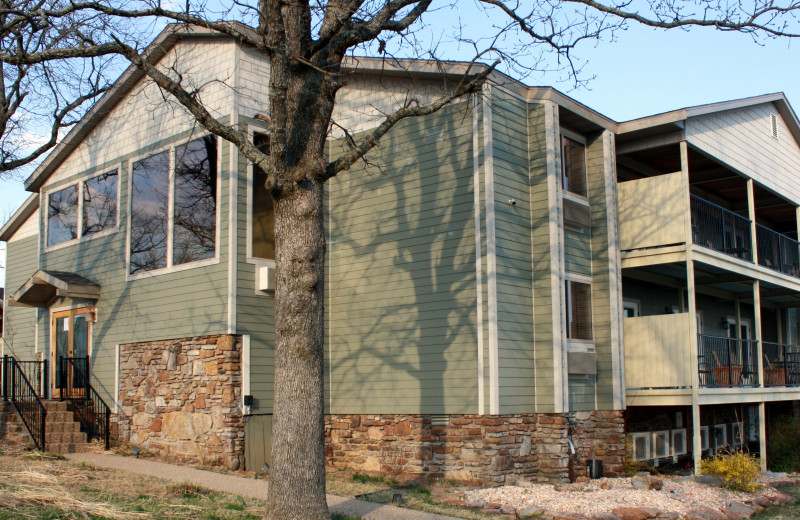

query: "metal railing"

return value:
[698, 334, 759, 387]
[691, 195, 752, 262]
[757, 224, 800, 278]
[762, 342, 800, 386]
[2, 355, 47, 450]
[59, 357, 111, 450]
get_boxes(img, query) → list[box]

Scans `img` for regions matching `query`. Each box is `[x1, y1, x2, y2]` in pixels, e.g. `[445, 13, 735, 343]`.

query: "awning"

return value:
[12, 270, 101, 308]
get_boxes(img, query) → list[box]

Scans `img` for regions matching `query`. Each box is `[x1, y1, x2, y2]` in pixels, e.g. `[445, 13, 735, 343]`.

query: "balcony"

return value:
[698, 334, 759, 388]
[762, 342, 800, 387]
[691, 195, 752, 262]
[757, 225, 800, 278]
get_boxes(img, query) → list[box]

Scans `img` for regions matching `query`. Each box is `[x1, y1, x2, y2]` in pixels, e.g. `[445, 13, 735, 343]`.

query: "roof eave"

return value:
[0, 193, 39, 242]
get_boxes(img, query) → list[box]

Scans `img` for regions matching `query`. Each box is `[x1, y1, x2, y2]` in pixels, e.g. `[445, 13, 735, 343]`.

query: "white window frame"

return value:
[671, 428, 687, 456]
[43, 166, 122, 252]
[559, 128, 590, 202]
[623, 299, 640, 318]
[713, 424, 727, 451]
[245, 124, 276, 267]
[651, 430, 670, 459]
[701, 425, 710, 451]
[630, 432, 651, 461]
[125, 136, 221, 280]
[565, 272, 594, 348]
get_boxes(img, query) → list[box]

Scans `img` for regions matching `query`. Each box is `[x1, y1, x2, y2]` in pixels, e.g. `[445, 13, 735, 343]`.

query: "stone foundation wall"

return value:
[116, 335, 245, 470]
[324, 411, 625, 485]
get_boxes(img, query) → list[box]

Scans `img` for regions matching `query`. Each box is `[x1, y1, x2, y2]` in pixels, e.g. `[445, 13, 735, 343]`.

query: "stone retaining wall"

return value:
[115, 334, 245, 470]
[324, 411, 625, 485]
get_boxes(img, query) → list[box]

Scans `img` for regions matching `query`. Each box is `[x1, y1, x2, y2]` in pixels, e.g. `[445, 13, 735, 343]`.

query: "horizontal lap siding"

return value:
[39, 139, 232, 405]
[565, 227, 591, 276]
[233, 123, 276, 414]
[587, 133, 611, 410]
[528, 103, 555, 412]
[492, 90, 535, 413]
[4, 235, 39, 360]
[326, 101, 478, 415]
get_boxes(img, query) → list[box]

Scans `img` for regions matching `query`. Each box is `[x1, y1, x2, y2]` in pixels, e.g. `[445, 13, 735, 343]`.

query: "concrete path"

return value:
[65, 453, 461, 520]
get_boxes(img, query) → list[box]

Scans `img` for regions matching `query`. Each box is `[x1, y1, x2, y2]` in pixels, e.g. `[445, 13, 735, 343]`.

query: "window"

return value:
[562, 136, 587, 197]
[48, 185, 79, 246]
[565, 279, 592, 340]
[250, 132, 275, 260]
[129, 135, 217, 275]
[47, 170, 119, 247]
[83, 171, 118, 236]
[651, 431, 670, 459]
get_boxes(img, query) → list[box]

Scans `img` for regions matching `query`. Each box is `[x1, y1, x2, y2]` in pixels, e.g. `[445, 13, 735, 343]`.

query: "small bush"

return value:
[700, 451, 760, 492]
[768, 414, 800, 473]
[166, 481, 206, 497]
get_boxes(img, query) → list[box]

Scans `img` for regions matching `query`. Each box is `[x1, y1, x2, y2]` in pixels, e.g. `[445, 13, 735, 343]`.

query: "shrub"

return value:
[767, 414, 800, 473]
[700, 451, 760, 492]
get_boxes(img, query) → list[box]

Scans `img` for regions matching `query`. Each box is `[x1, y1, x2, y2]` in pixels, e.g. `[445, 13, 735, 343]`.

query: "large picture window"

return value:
[250, 131, 275, 260]
[129, 136, 218, 275]
[565, 279, 593, 340]
[47, 170, 118, 247]
[562, 136, 587, 197]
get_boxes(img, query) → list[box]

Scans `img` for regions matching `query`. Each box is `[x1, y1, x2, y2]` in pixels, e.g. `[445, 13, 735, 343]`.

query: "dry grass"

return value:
[0, 447, 264, 520]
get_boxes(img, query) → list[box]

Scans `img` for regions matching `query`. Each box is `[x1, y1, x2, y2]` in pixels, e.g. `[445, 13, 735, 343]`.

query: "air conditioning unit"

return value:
[257, 265, 276, 292]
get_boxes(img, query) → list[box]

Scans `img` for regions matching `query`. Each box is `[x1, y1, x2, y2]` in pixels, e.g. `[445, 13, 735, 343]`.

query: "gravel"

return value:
[463, 475, 794, 517]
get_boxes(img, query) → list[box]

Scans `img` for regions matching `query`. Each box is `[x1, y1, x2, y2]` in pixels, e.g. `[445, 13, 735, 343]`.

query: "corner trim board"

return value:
[472, 94, 486, 415]
[483, 84, 500, 415]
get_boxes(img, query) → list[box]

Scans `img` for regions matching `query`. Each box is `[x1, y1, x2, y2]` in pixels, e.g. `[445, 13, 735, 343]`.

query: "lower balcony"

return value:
[698, 334, 758, 388]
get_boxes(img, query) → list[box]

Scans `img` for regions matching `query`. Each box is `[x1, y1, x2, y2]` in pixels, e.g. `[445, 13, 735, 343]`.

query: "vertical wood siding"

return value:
[618, 172, 688, 251]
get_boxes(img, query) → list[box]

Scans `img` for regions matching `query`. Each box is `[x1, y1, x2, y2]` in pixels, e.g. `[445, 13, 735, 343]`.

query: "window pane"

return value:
[566, 280, 593, 340]
[83, 170, 118, 236]
[173, 136, 217, 265]
[130, 151, 169, 273]
[47, 185, 78, 246]
[251, 132, 275, 259]
[562, 137, 587, 196]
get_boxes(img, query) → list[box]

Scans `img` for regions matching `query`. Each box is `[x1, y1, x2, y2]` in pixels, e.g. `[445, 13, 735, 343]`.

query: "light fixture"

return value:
[721, 316, 731, 329]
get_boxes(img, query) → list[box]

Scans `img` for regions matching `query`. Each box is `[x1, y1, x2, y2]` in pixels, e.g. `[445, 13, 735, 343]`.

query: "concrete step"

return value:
[46, 430, 87, 444]
[45, 421, 82, 434]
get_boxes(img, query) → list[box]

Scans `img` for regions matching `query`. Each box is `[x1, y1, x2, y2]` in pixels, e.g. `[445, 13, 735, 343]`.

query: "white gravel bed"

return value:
[463, 477, 768, 516]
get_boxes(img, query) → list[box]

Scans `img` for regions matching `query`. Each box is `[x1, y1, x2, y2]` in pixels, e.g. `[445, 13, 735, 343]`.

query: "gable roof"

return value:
[617, 92, 800, 148]
[0, 194, 39, 242]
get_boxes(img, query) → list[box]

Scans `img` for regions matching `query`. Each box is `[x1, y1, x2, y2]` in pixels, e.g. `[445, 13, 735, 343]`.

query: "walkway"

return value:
[65, 453, 461, 520]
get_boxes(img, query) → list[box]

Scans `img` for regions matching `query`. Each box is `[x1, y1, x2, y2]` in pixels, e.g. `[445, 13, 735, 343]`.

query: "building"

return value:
[0, 24, 798, 484]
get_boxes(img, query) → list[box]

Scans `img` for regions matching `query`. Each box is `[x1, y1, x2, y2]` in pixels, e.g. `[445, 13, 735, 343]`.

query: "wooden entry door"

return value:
[51, 307, 92, 399]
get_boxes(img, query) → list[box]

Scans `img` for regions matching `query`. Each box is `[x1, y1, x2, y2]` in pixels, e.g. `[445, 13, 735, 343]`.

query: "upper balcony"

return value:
[618, 170, 800, 287]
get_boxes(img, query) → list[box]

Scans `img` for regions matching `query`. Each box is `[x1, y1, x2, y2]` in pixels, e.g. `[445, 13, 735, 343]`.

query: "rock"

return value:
[600, 481, 611, 490]
[501, 504, 517, 514]
[631, 475, 663, 490]
[723, 502, 755, 519]
[592, 513, 622, 520]
[771, 492, 797, 505]
[744, 501, 764, 514]
[467, 501, 486, 509]
[552, 513, 593, 520]
[554, 482, 589, 492]
[517, 506, 545, 519]
[657, 513, 680, 520]
[752, 496, 772, 508]
[687, 506, 726, 520]
[575, 476, 591, 483]
[611, 507, 657, 520]
[683, 511, 719, 520]
[162, 411, 212, 440]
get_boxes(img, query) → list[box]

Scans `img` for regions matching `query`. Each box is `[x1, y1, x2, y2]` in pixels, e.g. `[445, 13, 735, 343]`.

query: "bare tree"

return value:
[1, 1, 800, 518]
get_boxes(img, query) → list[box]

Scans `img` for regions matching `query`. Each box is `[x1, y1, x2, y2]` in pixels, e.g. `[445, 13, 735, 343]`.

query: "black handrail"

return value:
[756, 224, 800, 278]
[2, 355, 47, 450]
[59, 357, 111, 450]
[697, 334, 759, 388]
[762, 342, 800, 386]
[691, 195, 752, 262]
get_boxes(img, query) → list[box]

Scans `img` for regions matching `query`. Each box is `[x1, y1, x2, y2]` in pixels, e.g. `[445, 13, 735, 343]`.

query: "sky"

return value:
[0, 5, 798, 279]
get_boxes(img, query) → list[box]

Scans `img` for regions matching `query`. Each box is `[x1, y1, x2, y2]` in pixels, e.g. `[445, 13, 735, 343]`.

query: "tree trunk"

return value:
[265, 179, 329, 520]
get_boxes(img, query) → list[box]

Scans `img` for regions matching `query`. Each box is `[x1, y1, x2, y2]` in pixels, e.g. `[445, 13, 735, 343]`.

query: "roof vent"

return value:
[771, 113, 779, 139]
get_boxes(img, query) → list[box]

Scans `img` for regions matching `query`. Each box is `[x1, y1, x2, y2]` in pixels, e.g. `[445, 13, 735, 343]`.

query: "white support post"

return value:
[759, 402, 767, 471]
[747, 179, 758, 265]
[681, 141, 703, 474]
[754, 280, 764, 388]
[735, 300, 742, 339]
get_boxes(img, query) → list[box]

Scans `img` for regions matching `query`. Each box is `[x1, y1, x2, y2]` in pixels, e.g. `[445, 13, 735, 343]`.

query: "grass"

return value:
[755, 484, 800, 519]
[0, 447, 265, 520]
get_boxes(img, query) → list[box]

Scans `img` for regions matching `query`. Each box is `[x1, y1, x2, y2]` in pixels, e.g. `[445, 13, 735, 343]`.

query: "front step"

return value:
[0, 400, 94, 454]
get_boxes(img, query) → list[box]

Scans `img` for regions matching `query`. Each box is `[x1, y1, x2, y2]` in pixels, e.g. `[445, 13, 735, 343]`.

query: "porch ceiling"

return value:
[12, 270, 100, 308]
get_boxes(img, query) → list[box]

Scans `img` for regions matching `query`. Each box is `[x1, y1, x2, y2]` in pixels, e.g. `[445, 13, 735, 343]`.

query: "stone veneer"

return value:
[325, 411, 625, 485]
[116, 335, 245, 470]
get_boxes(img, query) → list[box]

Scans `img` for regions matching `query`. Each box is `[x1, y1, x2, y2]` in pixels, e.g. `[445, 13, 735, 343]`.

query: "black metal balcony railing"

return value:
[691, 195, 752, 261]
[698, 334, 759, 387]
[757, 224, 800, 278]
[59, 357, 111, 450]
[762, 342, 800, 386]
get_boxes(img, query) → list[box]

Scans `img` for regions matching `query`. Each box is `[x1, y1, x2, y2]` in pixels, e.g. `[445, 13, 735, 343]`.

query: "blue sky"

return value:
[0, 9, 798, 259]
